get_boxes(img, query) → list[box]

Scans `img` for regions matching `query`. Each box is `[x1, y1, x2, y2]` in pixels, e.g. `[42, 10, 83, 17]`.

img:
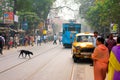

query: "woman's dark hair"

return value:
[94, 31, 98, 34]
[117, 36, 120, 43]
[97, 37, 105, 44]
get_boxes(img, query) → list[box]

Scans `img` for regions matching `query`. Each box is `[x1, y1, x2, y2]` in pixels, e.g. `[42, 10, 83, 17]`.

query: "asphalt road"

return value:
[0, 42, 107, 80]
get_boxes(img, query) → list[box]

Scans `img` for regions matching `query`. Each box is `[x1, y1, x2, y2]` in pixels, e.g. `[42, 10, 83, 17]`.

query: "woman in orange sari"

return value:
[91, 37, 109, 80]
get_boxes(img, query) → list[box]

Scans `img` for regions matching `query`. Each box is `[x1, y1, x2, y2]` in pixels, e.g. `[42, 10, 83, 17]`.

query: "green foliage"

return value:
[77, 0, 120, 33]
[32, 0, 55, 19]
[15, 0, 55, 21]
[15, 0, 55, 31]
[16, 0, 33, 12]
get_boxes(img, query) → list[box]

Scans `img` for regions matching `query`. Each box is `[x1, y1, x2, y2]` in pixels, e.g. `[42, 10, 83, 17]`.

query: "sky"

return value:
[53, 0, 80, 20]
[48, 0, 92, 33]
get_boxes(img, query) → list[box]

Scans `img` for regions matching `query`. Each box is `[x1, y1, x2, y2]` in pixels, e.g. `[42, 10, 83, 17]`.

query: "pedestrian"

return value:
[59, 36, 62, 44]
[5, 33, 10, 49]
[91, 37, 109, 80]
[30, 35, 34, 46]
[43, 35, 46, 43]
[14, 34, 19, 48]
[0, 33, 5, 55]
[105, 33, 116, 53]
[37, 35, 41, 46]
[90, 31, 99, 66]
[24, 35, 28, 46]
[107, 36, 120, 80]
[92, 31, 99, 47]
[53, 34, 57, 44]
[28, 36, 31, 46]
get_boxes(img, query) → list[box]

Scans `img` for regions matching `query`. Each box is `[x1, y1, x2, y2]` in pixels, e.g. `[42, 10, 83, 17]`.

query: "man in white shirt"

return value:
[53, 34, 57, 44]
[37, 35, 41, 46]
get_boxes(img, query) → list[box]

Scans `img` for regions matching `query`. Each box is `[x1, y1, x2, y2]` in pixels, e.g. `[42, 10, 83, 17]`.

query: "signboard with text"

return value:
[4, 12, 14, 24]
[110, 23, 118, 33]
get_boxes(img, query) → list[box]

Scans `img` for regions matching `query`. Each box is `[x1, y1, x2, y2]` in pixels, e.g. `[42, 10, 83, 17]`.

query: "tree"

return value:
[15, 0, 55, 32]
[76, 0, 120, 33]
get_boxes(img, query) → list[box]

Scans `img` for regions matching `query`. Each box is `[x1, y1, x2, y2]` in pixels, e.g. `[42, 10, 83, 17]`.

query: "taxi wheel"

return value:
[74, 58, 78, 63]
[73, 55, 78, 63]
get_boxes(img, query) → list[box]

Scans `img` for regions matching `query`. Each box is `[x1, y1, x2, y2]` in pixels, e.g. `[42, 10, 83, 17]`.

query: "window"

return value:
[77, 35, 93, 42]
[77, 28, 80, 33]
[63, 27, 67, 34]
[68, 27, 75, 31]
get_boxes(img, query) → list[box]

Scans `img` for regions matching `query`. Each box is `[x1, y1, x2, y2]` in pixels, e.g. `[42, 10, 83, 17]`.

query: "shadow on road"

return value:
[75, 58, 93, 64]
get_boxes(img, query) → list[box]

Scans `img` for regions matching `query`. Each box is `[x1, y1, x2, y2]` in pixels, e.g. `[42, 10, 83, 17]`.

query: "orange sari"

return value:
[92, 44, 109, 80]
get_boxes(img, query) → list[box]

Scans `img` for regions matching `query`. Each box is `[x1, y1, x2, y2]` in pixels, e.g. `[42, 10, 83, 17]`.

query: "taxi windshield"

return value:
[76, 35, 93, 42]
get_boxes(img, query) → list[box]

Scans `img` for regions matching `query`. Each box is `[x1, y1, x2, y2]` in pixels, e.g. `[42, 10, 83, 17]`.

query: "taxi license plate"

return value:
[84, 56, 90, 58]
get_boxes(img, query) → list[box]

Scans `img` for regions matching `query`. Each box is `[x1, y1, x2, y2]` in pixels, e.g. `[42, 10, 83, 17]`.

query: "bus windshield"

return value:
[68, 27, 75, 31]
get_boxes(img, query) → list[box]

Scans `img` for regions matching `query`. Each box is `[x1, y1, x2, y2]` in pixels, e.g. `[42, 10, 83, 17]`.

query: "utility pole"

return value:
[13, 0, 17, 30]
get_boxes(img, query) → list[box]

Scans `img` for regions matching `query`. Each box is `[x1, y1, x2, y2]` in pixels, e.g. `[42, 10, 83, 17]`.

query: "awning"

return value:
[17, 29, 25, 33]
[0, 27, 9, 32]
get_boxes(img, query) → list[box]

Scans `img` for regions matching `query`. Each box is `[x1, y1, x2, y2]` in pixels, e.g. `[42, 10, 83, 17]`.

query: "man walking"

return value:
[105, 33, 116, 53]
[37, 35, 41, 46]
[53, 34, 57, 44]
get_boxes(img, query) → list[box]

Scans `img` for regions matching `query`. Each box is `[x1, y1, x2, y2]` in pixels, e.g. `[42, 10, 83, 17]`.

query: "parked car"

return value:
[72, 32, 95, 62]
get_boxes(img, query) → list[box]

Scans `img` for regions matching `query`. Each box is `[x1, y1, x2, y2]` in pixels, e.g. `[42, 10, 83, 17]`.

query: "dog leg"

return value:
[28, 54, 31, 59]
[18, 52, 22, 58]
[18, 52, 24, 58]
[22, 52, 24, 58]
[24, 53, 27, 58]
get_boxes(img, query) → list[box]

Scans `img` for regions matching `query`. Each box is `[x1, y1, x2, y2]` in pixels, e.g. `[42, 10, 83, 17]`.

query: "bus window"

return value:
[68, 27, 75, 31]
[63, 27, 67, 34]
[77, 28, 80, 33]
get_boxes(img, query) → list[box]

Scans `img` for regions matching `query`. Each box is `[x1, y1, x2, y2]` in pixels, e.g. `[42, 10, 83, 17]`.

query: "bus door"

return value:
[68, 26, 76, 43]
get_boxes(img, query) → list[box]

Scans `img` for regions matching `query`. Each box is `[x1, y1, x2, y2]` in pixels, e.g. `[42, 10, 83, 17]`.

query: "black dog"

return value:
[18, 50, 33, 58]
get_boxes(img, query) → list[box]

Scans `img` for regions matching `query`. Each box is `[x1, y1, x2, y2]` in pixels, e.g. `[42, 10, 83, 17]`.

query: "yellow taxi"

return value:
[72, 32, 95, 62]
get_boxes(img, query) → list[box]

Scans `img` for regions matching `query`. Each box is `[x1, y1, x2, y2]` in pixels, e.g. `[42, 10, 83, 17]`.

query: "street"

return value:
[0, 0, 119, 80]
[0, 42, 94, 80]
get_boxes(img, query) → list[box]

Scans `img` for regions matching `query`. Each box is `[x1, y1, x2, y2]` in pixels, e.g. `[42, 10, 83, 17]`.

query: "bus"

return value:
[62, 22, 81, 48]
